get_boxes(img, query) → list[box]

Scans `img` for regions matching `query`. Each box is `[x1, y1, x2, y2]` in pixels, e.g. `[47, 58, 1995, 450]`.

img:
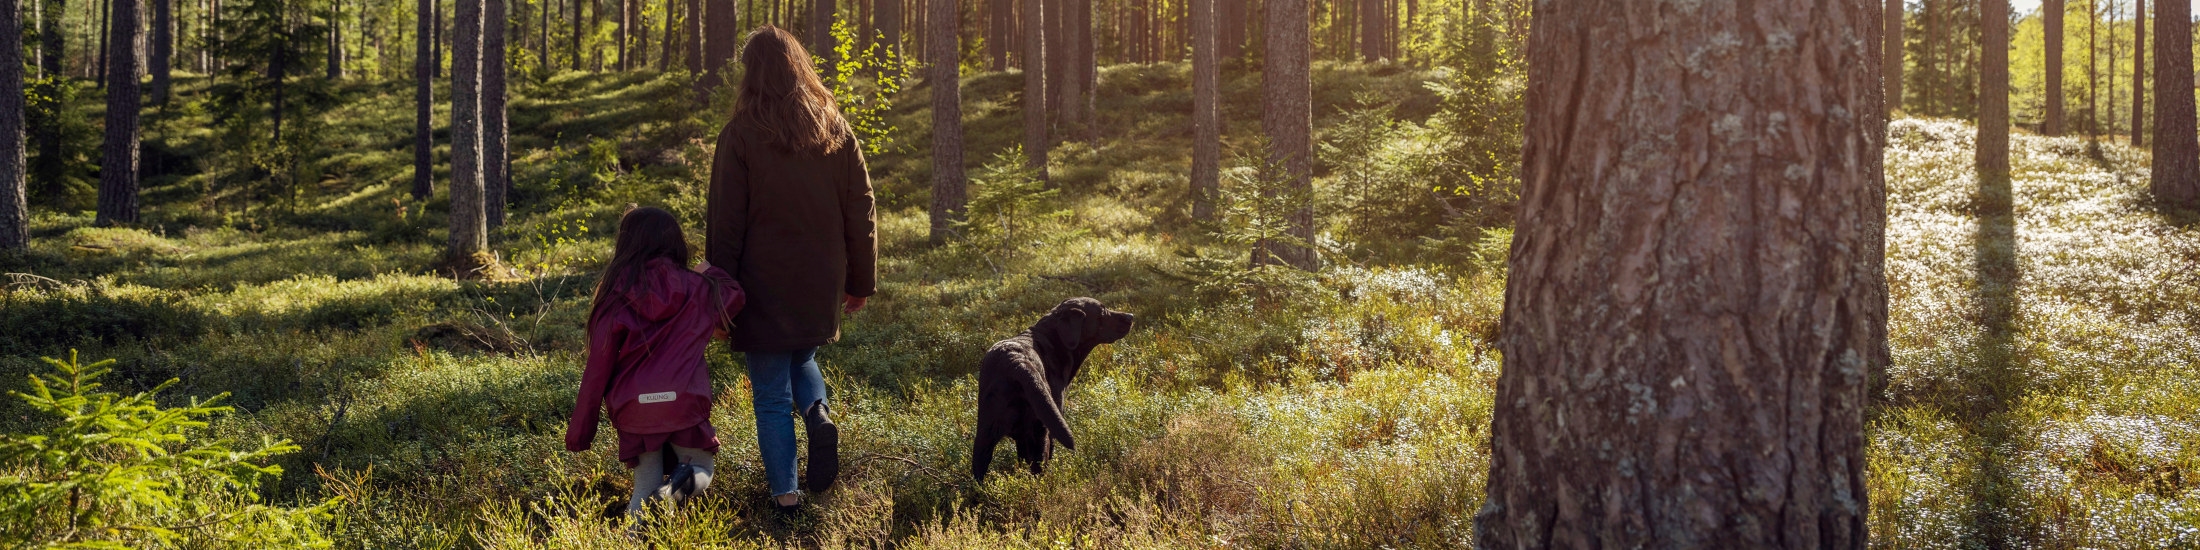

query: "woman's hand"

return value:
[843, 294, 867, 314]
[694, 259, 713, 273]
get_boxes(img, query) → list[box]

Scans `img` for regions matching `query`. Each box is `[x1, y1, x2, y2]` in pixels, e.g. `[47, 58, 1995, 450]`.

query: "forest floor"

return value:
[2, 65, 2198, 548]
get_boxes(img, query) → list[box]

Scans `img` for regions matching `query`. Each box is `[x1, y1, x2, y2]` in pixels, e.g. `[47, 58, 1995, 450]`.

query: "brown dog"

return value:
[971, 297, 1135, 482]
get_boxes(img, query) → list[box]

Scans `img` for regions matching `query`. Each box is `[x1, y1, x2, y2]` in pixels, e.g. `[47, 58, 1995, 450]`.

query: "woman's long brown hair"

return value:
[733, 25, 853, 155]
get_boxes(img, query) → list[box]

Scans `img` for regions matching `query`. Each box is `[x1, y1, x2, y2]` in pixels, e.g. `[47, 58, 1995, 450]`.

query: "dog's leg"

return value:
[1013, 429, 1048, 476]
[971, 421, 1005, 482]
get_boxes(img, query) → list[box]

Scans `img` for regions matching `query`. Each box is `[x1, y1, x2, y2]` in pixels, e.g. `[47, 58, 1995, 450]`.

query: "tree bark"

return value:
[878, 0, 897, 53]
[96, 0, 108, 87]
[328, 0, 345, 79]
[989, 0, 1005, 69]
[415, 0, 433, 200]
[572, 0, 583, 69]
[1257, 0, 1312, 270]
[1474, 1, 1883, 545]
[1042, 0, 1061, 115]
[684, 0, 700, 72]
[1, 0, 27, 250]
[1022, 0, 1046, 181]
[928, 0, 964, 244]
[1190, 0, 1215, 219]
[810, 0, 834, 67]
[485, 0, 509, 228]
[2087, 0, 2096, 137]
[1886, 0, 1903, 115]
[660, 0, 676, 70]
[38, 0, 61, 79]
[2152, 0, 2198, 207]
[2045, 0, 2063, 135]
[2131, 0, 2144, 146]
[150, 0, 170, 102]
[95, 0, 141, 225]
[700, 0, 735, 99]
[616, 0, 630, 70]
[450, 0, 488, 262]
[1357, 0, 1376, 61]
[1980, 0, 2007, 191]
[435, 0, 445, 76]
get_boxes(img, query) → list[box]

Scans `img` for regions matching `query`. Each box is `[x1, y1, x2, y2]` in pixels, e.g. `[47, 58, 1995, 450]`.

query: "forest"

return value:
[0, 0, 2197, 547]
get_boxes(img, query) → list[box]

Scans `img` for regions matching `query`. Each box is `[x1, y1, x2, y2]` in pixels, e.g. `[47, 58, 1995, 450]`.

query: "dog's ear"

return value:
[1048, 308, 1087, 345]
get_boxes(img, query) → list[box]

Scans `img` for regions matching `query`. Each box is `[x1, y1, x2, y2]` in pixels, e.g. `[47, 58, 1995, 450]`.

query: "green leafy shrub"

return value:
[0, 351, 336, 548]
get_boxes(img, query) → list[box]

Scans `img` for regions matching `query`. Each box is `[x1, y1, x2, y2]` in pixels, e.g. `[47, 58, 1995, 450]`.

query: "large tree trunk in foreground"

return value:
[1189, 0, 1216, 219]
[2152, 0, 2199, 207]
[485, 0, 509, 228]
[1, 0, 27, 250]
[450, 0, 488, 264]
[1256, 0, 1313, 270]
[928, 0, 964, 244]
[2046, 0, 2064, 135]
[1022, 0, 1047, 183]
[415, 0, 434, 200]
[1474, 2, 1883, 546]
[96, 0, 143, 226]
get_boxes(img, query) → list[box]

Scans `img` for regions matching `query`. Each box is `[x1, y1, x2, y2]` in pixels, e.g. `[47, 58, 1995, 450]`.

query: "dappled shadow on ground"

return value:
[1962, 163, 2026, 547]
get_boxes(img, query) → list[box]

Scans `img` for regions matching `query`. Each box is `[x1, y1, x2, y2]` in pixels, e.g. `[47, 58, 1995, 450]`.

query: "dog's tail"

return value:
[1013, 365, 1076, 450]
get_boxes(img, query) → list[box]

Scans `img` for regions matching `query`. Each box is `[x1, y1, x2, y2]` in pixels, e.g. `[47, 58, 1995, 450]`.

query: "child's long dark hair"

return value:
[588, 207, 715, 333]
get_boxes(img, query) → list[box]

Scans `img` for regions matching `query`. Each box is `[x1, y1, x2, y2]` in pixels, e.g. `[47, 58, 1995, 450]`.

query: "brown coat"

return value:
[705, 122, 878, 352]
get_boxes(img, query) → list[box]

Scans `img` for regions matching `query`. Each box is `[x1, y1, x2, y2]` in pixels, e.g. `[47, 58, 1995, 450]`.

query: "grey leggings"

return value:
[629, 444, 716, 515]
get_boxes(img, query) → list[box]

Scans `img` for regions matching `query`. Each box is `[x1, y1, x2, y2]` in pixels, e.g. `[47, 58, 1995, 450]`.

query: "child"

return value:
[566, 206, 745, 516]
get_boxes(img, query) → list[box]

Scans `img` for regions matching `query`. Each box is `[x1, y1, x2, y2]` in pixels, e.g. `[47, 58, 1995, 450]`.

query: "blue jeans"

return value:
[745, 348, 827, 497]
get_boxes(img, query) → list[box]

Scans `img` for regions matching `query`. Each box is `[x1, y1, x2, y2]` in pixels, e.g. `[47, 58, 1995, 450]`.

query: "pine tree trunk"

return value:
[416, 0, 435, 200]
[989, 0, 1005, 69]
[1189, 0, 1216, 219]
[1257, 0, 1311, 270]
[150, 0, 170, 101]
[1356, 0, 1375, 61]
[330, 0, 346, 79]
[2131, 0, 2144, 146]
[700, 0, 735, 99]
[436, 0, 446, 76]
[39, 0, 62, 79]
[1219, 0, 1238, 59]
[485, 0, 509, 228]
[659, 0, 674, 70]
[1475, 2, 1882, 545]
[615, 0, 629, 70]
[1886, 0, 1903, 115]
[2152, 0, 2199, 207]
[1077, 0, 1093, 124]
[1922, 0, 1936, 116]
[96, 0, 141, 225]
[1022, 0, 1046, 182]
[2046, 0, 2063, 134]
[1, 0, 27, 250]
[1981, 0, 2007, 190]
[928, 0, 963, 244]
[1051, 0, 1078, 128]
[684, 0, 700, 72]
[572, 0, 584, 69]
[811, 0, 834, 67]
[1042, 0, 1061, 117]
[96, 0, 109, 87]
[878, 0, 897, 53]
[450, 0, 488, 263]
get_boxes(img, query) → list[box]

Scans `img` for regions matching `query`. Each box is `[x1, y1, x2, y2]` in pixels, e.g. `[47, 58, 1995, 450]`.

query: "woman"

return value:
[705, 25, 878, 512]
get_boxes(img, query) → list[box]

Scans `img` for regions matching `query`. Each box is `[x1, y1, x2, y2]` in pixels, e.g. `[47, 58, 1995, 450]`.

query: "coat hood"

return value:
[622, 258, 707, 322]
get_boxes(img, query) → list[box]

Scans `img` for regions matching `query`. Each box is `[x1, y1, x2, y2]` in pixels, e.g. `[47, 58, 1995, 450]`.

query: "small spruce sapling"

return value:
[0, 351, 336, 547]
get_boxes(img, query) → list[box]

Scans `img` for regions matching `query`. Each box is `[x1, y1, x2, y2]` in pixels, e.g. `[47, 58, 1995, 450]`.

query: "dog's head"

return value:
[1040, 297, 1136, 347]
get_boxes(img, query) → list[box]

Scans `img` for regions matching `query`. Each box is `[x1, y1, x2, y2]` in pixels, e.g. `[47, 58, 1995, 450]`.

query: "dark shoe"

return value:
[802, 401, 840, 494]
[664, 463, 701, 503]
